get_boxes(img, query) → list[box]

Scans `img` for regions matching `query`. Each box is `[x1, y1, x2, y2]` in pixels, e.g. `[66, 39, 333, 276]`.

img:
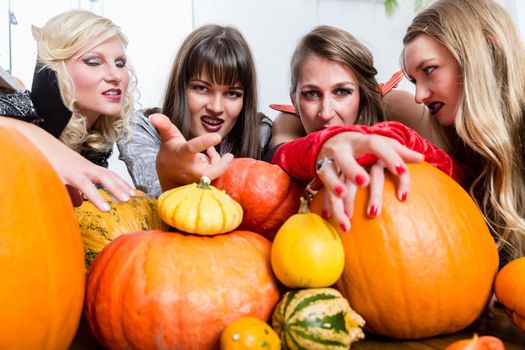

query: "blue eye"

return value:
[423, 66, 437, 75]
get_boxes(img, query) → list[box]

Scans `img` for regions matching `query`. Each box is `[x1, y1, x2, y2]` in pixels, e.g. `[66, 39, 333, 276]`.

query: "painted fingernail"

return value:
[101, 203, 111, 212]
[340, 223, 348, 232]
[401, 192, 408, 202]
[120, 193, 130, 202]
[321, 210, 330, 220]
[395, 164, 406, 175]
[369, 205, 378, 217]
[335, 186, 345, 197]
[355, 174, 365, 186]
[129, 189, 136, 197]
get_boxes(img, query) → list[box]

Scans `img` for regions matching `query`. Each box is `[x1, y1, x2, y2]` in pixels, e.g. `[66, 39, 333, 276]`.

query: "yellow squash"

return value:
[158, 176, 243, 235]
[221, 316, 281, 350]
[271, 198, 345, 288]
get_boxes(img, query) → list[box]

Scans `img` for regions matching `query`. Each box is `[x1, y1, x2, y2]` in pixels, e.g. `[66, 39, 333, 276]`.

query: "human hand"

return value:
[0, 116, 135, 211]
[150, 113, 234, 191]
[315, 131, 424, 231]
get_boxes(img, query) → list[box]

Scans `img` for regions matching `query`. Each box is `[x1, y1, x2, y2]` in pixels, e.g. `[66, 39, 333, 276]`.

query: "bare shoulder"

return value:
[382, 89, 438, 143]
[270, 112, 306, 148]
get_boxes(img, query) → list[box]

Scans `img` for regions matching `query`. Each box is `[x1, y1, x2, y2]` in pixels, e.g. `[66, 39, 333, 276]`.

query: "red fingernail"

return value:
[321, 210, 330, 220]
[335, 186, 345, 197]
[355, 174, 365, 186]
[340, 223, 348, 232]
[401, 192, 408, 202]
[369, 205, 378, 217]
[395, 164, 406, 175]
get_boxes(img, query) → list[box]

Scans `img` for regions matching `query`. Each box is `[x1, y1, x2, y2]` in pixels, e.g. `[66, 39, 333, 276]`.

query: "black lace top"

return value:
[0, 90, 112, 168]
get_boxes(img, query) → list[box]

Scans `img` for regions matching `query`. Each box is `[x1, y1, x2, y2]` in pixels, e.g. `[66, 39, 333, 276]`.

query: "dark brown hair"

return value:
[161, 24, 261, 158]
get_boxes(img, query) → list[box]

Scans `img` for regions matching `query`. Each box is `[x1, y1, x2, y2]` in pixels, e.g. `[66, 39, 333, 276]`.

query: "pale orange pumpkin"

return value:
[310, 162, 499, 339]
[212, 158, 304, 240]
[495, 257, 525, 331]
[85, 230, 280, 349]
[0, 126, 85, 349]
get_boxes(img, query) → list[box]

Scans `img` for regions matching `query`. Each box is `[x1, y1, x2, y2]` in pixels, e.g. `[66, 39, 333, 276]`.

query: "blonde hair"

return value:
[32, 10, 136, 153]
[402, 0, 525, 261]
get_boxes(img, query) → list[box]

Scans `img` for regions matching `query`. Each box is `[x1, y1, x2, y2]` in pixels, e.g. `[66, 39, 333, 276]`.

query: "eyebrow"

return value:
[190, 78, 244, 90]
[300, 81, 357, 89]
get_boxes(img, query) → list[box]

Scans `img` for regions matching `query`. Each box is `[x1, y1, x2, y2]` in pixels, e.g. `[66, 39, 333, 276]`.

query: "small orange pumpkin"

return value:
[220, 316, 280, 350]
[0, 126, 85, 349]
[444, 334, 505, 350]
[85, 230, 280, 350]
[212, 158, 304, 240]
[495, 257, 525, 331]
[310, 162, 499, 339]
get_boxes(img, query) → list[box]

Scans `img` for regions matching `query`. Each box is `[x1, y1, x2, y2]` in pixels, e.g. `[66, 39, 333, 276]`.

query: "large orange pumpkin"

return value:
[495, 257, 525, 331]
[212, 158, 304, 240]
[85, 230, 280, 349]
[310, 162, 499, 339]
[0, 126, 85, 349]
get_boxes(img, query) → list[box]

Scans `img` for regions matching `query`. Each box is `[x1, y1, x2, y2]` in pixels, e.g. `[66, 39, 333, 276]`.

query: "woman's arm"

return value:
[269, 112, 306, 148]
[0, 116, 135, 211]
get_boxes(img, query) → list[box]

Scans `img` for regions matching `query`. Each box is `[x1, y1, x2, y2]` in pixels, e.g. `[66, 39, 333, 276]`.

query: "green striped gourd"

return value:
[272, 288, 365, 350]
[75, 189, 167, 268]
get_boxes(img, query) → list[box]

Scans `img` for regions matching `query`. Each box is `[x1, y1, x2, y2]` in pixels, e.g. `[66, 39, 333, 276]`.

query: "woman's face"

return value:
[292, 55, 360, 134]
[187, 72, 244, 139]
[404, 33, 462, 126]
[66, 36, 129, 128]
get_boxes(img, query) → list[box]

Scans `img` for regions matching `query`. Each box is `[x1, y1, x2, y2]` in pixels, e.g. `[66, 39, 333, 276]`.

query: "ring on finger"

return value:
[316, 157, 334, 173]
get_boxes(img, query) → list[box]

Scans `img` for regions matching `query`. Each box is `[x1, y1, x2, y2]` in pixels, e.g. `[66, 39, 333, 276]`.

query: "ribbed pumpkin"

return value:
[220, 316, 281, 350]
[272, 288, 365, 350]
[495, 257, 525, 331]
[212, 158, 304, 240]
[310, 162, 499, 339]
[85, 230, 280, 349]
[271, 199, 344, 288]
[0, 126, 85, 349]
[75, 188, 166, 268]
[158, 176, 243, 235]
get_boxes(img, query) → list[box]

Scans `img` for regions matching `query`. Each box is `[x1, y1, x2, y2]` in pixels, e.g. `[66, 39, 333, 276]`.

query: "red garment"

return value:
[271, 121, 463, 184]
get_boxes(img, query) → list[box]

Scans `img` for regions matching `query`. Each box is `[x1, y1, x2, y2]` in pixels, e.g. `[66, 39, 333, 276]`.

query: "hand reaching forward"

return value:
[150, 113, 234, 191]
[0, 116, 135, 211]
[315, 131, 424, 231]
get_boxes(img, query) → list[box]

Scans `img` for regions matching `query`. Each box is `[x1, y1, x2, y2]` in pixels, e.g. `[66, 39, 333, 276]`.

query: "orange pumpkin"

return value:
[445, 334, 505, 350]
[85, 230, 280, 350]
[495, 257, 525, 331]
[310, 162, 499, 339]
[0, 126, 85, 349]
[212, 158, 304, 240]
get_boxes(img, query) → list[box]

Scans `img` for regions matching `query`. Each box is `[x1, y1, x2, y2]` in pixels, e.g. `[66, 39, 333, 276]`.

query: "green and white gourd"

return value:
[272, 288, 365, 350]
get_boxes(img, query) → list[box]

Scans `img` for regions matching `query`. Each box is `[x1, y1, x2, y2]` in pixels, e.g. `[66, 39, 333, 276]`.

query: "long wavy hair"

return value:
[289, 25, 385, 126]
[32, 9, 136, 153]
[160, 24, 262, 159]
[402, 0, 525, 261]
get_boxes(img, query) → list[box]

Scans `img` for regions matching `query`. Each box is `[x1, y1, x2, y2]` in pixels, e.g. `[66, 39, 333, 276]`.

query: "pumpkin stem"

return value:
[299, 197, 310, 214]
[197, 176, 212, 189]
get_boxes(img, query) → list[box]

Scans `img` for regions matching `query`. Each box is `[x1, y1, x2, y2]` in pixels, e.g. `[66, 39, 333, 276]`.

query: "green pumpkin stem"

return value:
[197, 176, 212, 189]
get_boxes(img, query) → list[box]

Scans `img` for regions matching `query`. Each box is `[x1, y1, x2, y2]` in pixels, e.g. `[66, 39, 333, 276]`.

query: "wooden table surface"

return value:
[70, 306, 525, 349]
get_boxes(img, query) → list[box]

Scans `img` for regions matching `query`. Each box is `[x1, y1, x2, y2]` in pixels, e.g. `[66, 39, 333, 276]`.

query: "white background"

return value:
[1, 0, 524, 184]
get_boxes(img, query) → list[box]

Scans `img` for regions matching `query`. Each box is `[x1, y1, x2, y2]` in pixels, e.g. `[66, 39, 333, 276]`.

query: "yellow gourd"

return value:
[158, 176, 243, 235]
[221, 316, 281, 350]
[271, 198, 345, 288]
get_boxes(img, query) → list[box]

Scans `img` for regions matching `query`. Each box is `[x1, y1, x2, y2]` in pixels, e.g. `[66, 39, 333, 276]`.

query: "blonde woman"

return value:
[0, 10, 136, 211]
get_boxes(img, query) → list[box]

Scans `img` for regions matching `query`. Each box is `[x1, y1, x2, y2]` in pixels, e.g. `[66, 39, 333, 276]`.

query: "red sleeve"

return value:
[271, 121, 464, 184]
